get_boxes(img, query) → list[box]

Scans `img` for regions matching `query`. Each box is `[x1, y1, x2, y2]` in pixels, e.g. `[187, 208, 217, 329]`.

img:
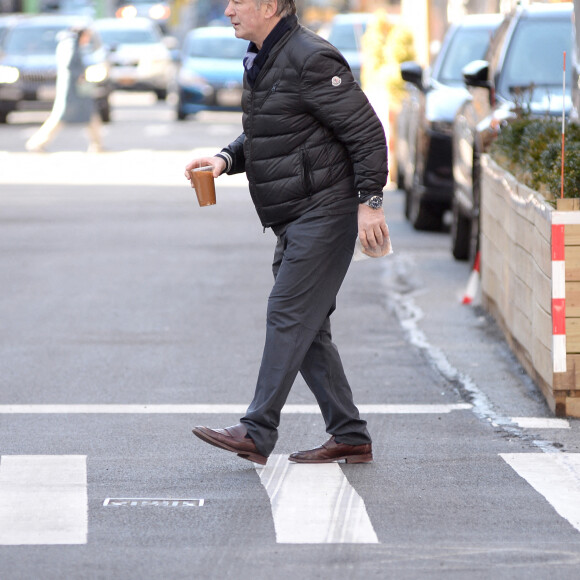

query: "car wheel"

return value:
[408, 172, 443, 231]
[156, 89, 168, 101]
[404, 187, 411, 218]
[469, 156, 482, 261]
[176, 99, 187, 120]
[451, 201, 471, 260]
[469, 213, 480, 264]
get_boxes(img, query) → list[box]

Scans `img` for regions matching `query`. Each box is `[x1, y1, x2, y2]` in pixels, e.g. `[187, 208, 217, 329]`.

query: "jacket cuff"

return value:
[359, 192, 383, 204]
[215, 151, 232, 174]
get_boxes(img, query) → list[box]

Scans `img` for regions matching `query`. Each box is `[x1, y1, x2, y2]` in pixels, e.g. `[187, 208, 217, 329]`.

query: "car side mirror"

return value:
[462, 59, 492, 89]
[400, 61, 424, 90]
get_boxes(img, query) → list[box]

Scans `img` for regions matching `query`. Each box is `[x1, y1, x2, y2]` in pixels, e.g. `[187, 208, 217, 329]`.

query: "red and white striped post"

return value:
[551, 51, 568, 373]
[552, 222, 567, 373]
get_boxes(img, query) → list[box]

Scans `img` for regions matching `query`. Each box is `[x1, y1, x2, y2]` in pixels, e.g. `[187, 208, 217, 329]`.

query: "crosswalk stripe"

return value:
[255, 454, 379, 544]
[0, 455, 87, 545]
[500, 453, 580, 533]
[510, 417, 570, 429]
[0, 403, 472, 414]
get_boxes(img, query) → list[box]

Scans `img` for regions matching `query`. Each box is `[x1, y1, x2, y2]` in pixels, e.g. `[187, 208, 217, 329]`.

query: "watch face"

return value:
[367, 196, 382, 209]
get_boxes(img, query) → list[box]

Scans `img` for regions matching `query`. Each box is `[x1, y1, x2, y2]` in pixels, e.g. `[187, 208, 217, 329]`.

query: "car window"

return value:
[327, 21, 367, 52]
[186, 35, 247, 59]
[487, 16, 511, 81]
[0, 22, 14, 47]
[498, 18, 572, 96]
[97, 27, 159, 45]
[437, 26, 496, 84]
[4, 26, 63, 54]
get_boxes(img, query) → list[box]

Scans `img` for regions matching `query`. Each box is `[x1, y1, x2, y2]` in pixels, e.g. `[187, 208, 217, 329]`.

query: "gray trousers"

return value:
[241, 211, 371, 457]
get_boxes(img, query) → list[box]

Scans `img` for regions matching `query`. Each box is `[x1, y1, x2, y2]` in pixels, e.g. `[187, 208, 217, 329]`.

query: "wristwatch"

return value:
[363, 195, 383, 210]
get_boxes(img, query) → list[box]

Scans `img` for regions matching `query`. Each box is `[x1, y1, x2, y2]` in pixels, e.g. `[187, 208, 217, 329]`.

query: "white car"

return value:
[94, 17, 175, 100]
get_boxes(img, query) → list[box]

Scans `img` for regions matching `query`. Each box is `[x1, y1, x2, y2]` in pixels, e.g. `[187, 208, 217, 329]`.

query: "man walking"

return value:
[185, 0, 388, 465]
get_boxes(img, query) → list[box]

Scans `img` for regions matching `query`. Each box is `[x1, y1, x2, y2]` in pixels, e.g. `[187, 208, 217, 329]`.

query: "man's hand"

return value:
[358, 204, 388, 251]
[184, 156, 226, 185]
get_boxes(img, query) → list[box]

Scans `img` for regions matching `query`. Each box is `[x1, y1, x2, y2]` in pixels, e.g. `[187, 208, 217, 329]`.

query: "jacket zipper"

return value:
[258, 80, 280, 109]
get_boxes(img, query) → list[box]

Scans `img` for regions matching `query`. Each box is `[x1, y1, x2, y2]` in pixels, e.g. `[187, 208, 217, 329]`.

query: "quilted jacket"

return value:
[220, 18, 388, 228]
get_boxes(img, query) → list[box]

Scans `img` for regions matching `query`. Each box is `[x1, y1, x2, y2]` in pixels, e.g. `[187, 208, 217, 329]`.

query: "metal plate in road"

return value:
[103, 498, 204, 507]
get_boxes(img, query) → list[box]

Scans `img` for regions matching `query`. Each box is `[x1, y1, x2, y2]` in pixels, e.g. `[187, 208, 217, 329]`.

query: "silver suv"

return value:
[451, 2, 573, 261]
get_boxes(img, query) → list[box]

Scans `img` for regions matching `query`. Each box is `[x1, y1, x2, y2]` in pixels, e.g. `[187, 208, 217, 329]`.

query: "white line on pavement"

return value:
[255, 454, 378, 544]
[0, 455, 87, 545]
[0, 403, 472, 414]
[0, 150, 249, 187]
[500, 453, 580, 533]
[510, 417, 570, 429]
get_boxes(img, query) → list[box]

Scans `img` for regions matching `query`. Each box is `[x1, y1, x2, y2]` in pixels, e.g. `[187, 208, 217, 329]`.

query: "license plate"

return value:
[216, 88, 242, 107]
[37, 85, 56, 101]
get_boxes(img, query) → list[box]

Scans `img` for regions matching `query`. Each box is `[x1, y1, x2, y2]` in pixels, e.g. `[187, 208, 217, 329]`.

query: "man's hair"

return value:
[258, 0, 296, 17]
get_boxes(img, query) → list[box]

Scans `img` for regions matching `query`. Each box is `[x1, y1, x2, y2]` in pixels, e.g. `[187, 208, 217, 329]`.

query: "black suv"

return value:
[451, 2, 573, 260]
[0, 15, 112, 124]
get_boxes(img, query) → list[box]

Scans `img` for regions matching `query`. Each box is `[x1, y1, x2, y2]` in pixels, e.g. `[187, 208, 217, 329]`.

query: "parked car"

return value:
[451, 2, 573, 261]
[175, 25, 247, 120]
[93, 17, 175, 100]
[115, 0, 171, 34]
[317, 12, 374, 83]
[49, 0, 96, 17]
[396, 13, 503, 231]
[0, 15, 112, 124]
[0, 14, 22, 46]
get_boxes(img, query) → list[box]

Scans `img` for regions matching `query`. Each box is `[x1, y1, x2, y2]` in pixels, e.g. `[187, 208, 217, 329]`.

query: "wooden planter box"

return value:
[480, 155, 580, 417]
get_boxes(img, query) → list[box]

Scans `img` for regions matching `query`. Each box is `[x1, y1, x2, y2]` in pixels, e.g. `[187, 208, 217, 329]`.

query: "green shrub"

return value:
[490, 118, 580, 201]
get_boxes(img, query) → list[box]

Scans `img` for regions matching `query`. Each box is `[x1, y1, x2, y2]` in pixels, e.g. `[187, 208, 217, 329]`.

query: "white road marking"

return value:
[0, 455, 87, 545]
[0, 403, 472, 414]
[143, 125, 171, 137]
[500, 453, 580, 533]
[510, 417, 570, 429]
[0, 151, 249, 187]
[255, 454, 378, 544]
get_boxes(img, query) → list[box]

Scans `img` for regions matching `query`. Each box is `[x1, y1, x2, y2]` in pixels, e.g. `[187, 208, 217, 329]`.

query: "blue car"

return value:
[176, 26, 247, 120]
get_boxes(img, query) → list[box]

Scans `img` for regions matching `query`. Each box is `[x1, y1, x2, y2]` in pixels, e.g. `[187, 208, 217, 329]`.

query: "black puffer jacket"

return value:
[221, 18, 388, 228]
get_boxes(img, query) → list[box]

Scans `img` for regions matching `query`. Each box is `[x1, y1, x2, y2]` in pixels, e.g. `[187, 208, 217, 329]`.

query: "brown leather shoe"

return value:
[192, 423, 267, 465]
[288, 436, 372, 464]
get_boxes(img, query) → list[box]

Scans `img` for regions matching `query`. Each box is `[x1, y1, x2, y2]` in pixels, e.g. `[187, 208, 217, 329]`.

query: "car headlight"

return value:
[0, 65, 19, 84]
[85, 63, 108, 83]
[149, 4, 170, 20]
[116, 5, 137, 18]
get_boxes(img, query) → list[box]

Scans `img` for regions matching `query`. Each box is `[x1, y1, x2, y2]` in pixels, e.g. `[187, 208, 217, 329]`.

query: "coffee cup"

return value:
[189, 166, 216, 207]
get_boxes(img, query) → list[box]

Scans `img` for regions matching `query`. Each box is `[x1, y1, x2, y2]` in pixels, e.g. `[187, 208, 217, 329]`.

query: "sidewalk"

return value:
[380, 188, 580, 454]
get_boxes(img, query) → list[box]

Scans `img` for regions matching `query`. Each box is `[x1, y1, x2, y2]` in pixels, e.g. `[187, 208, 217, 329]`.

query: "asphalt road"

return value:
[0, 93, 579, 579]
